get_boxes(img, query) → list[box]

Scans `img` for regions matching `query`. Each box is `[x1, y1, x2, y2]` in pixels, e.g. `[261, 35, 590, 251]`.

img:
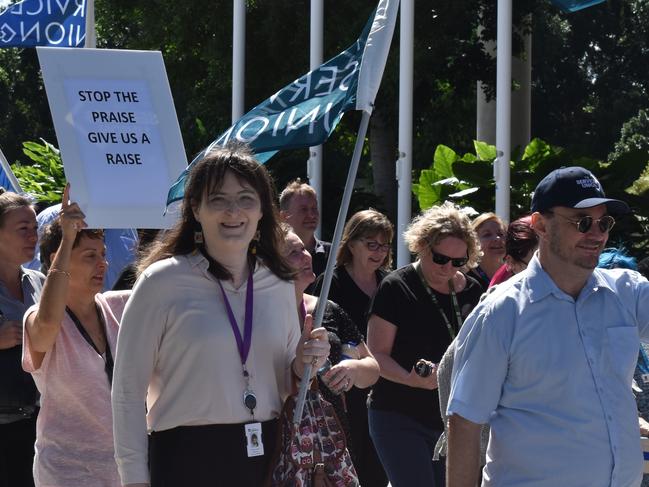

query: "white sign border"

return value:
[37, 47, 187, 228]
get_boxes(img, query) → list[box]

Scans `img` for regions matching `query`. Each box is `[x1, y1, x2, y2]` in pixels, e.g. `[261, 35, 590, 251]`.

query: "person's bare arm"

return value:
[447, 413, 482, 487]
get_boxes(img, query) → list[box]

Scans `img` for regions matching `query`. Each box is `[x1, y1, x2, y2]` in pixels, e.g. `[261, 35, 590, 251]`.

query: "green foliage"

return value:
[413, 138, 649, 254]
[11, 140, 66, 205]
[609, 108, 649, 164]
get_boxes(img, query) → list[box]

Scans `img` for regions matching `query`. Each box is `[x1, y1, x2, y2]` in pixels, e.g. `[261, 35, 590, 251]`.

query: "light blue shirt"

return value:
[448, 255, 649, 487]
[25, 204, 138, 290]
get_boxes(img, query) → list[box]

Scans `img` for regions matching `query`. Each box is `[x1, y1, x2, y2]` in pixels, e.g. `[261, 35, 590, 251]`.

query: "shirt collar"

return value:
[187, 250, 210, 271]
[313, 238, 326, 254]
[524, 253, 615, 303]
[524, 253, 573, 303]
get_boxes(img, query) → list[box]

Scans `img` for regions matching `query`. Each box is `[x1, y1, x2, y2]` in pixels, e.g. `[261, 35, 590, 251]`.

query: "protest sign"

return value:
[38, 47, 187, 228]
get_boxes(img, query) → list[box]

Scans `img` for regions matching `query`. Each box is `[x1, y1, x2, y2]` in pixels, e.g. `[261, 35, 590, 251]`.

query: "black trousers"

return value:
[149, 420, 278, 487]
[0, 415, 37, 487]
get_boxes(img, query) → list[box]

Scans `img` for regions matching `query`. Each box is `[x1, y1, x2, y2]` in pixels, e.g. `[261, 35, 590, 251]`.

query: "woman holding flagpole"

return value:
[112, 143, 330, 487]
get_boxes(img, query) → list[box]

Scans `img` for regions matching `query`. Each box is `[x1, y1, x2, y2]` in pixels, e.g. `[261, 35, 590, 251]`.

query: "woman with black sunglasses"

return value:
[23, 185, 130, 486]
[366, 202, 483, 487]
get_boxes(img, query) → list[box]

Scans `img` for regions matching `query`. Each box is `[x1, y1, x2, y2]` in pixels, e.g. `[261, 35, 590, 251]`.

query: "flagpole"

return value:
[495, 0, 512, 222]
[396, 0, 414, 267]
[308, 0, 324, 239]
[232, 0, 246, 122]
[0, 146, 23, 193]
[84, 0, 96, 48]
[293, 111, 371, 425]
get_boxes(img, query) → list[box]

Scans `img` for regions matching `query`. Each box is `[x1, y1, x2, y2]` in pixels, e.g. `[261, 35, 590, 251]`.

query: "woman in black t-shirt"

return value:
[367, 202, 483, 487]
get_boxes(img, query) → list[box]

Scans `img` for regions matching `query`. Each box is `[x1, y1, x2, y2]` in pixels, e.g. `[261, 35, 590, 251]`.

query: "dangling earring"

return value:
[194, 229, 204, 244]
[249, 230, 260, 255]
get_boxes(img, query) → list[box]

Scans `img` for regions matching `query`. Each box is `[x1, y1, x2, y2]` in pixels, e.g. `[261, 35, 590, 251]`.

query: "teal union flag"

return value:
[550, 0, 605, 12]
[167, 0, 399, 206]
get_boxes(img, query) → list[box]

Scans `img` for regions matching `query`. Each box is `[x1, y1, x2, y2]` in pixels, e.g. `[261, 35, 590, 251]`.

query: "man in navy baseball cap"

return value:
[446, 166, 649, 487]
[531, 166, 630, 215]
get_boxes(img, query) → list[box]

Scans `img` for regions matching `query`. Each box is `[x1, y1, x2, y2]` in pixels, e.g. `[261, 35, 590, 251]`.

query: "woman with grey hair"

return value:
[366, 202, 483, 487]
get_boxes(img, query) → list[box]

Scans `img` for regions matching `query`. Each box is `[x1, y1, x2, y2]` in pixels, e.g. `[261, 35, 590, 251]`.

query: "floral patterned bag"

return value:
[266, 388, 360, 487]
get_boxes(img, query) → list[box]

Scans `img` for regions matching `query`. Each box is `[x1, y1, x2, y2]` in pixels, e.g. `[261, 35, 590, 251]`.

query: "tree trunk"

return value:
[369, 107, 397, 224]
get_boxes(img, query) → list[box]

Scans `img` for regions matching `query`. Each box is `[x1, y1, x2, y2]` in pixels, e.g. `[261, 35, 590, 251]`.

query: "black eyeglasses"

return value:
[547, 211, 616, 233]
[431, 250, 468, 268]
[361, 239, 391, 252]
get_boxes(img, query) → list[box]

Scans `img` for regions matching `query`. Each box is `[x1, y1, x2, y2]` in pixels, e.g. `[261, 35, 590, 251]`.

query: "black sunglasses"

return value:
[547, 211, 616, 233]
[431, 250, 468, 268]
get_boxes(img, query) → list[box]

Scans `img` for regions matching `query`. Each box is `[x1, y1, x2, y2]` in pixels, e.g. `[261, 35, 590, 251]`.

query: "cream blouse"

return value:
[111, 252, 300, 485]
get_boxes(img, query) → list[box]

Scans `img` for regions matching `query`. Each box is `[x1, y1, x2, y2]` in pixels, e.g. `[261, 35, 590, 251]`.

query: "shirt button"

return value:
[607, 415, 613, 421]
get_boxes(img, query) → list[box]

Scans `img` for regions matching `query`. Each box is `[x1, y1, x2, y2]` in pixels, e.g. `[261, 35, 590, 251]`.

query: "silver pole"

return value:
[232, 0, 246, 122]
[396, 0, 414, 267]
[308, 0, 324, 239]
[495, 0, 512, 222]
[84, 0, 96, 48]
[293, 111, 371, 425]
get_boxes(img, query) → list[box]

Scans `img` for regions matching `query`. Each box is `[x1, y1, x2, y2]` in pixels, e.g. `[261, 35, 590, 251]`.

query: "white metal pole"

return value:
[396, 0, 414, 267]
[232, 0, 246, 122]
[495, 0, 512, 222]
[294, 112, 371, 425]
[84, 0, 96, 48]
[308, 0, 324, 238]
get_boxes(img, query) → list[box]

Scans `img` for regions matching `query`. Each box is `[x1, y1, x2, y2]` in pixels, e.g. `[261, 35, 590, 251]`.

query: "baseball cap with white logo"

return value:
[531, 166, 630, 215]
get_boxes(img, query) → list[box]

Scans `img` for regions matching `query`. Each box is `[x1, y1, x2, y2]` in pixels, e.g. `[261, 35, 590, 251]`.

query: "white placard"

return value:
[37, 47, 187, 228]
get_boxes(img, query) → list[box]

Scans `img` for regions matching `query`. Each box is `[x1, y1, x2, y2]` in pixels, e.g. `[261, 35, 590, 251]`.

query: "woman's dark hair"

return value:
[40, 219, 104, 272]
[0, 188, 33, 227]
[138, 143, 294, 281]
[506, 216, 538, 263]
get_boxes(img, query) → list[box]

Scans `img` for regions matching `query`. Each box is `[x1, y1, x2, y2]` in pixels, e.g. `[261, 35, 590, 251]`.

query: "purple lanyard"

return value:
[299, 298, 307, 326]
[217, 271, 254, 366]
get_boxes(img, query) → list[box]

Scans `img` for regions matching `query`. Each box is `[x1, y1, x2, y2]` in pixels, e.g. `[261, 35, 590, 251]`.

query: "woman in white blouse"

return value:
[112, 144, 330, 487]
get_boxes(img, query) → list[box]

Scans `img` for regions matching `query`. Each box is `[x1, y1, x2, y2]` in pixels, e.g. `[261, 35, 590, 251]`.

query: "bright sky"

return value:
[0, 0, 11, 9]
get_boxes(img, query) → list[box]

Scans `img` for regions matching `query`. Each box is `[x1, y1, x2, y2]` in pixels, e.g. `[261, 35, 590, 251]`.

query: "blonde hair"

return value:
[404, 202, 481, 269]
[471, 212, 506, 233]
[336, 209, 394, 270]
[278, 179, 317, 211]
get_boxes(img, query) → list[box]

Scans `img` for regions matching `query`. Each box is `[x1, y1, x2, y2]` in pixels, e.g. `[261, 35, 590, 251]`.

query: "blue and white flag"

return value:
[167, 0, 399, 205]
[0, 148, 22, 193]
[0, 0, 86, 48]
[550, 0, 605, 12]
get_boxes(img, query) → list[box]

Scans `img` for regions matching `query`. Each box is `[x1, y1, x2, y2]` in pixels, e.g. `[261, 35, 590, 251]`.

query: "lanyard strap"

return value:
[66, 305, 113, 385]
[217, 271, 254, 366]
[298, 298, 307, 325]
[415, 262, 463, 340]
[473, 266, 490, 284]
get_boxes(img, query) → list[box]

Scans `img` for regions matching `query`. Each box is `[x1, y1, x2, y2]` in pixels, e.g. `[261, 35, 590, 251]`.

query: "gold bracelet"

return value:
[48, 268, 71, 278]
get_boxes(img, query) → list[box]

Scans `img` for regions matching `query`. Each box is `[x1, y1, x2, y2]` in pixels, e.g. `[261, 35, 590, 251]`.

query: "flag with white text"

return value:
[0, 0, 86, 48]
[166, 0, 399, 206]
